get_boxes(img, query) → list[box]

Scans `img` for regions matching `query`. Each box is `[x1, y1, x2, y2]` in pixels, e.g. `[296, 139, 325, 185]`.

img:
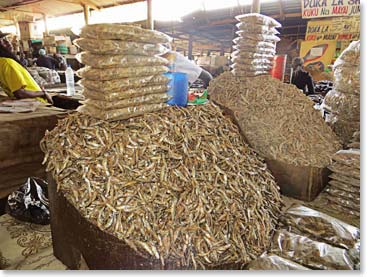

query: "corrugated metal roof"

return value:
[0, 0, 145, 26]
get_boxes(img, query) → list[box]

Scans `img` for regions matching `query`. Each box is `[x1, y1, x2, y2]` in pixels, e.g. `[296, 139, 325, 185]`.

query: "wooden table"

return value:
[0, 105, 69, 199]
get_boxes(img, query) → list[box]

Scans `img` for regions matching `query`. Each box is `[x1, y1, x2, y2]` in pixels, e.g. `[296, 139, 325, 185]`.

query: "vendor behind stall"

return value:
[291, 57, 315, 95]
[0, 32, 52, 104]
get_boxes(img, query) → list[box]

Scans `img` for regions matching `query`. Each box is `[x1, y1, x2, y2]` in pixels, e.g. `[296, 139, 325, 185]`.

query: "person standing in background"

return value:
[36, 49, 58, 70]
[291, 57, 315, 95]
[0, 31, 53, 104]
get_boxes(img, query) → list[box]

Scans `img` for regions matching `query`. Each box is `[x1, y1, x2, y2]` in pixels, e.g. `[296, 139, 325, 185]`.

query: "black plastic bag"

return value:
[5, 177, 50, 225]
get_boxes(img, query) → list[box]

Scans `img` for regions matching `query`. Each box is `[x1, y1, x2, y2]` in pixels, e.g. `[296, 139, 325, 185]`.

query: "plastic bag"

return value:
[232, 58, 273, 66]
[79, 74, 169, 92]
[233, 37, 278, 46]
[234, 33, 280, 43]
[270, 230, 354, 270]
[83, 84, 169, 101]
[247, 254, 310, 270]
[80, 23, 172, 43]
[5, 177, 50, 225]
[76, 52, 169, 68]
[333, 65, 360, 94]
[74, 38, 168, 55]
[235, 13, 282, 28]
[231, 51, 274, 60]
[233, 45, 276, 55]
[231, 62, 273, 71]
[232, 69, 270, 77]
[280, 205, 360, 249]
[77, 102, 168, 121]
[333, 40, 360, 68]
[82, 92, 170, 110]
[77, 65, 169, 81]
[236, 22, 280, 34]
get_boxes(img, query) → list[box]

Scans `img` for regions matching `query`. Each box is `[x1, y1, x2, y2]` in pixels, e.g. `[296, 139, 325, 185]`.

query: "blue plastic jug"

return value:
[164, 72, 188, 107]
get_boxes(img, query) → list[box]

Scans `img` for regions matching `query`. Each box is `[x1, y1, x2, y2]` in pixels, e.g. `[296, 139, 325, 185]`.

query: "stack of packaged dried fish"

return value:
[40, 102, 283, 269]
[230, 13, 281, 78]
[347, 130, 360, 149]
[309, 148, 360, 227]
[74, 23, 171, 121]
[323, 40, 360, 145]
[209, 72, 341, 168]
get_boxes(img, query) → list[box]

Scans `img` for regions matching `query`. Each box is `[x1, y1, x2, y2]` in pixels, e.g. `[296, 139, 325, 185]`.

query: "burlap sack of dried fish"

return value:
[82, 85, 169, 101]
[76, 52, 169, 69]
[331, 149, 360, 168]
[233, 37, 277, 48]
[279, 205, 360, 250]
[231, 51, 274, 61]
[77, 65, 169, 81]
[329, 180, 359, 194]
[80, 23, 171, 44]
[270, 230, 354, 270]
[232, 46, 276, 55]
[79, 75, 169, 92]
[246, 254, 310, 270]
[74, 38, 167, 56]
[234, 33, 281, 43]
[40, 103, 283, 269]
[78, 102, 168, 121]
[333, 65, 360, 95]
[235, 13, 282, 28]
[82, 93, 171, 110]
[325, 187, 359, 203]
[208, 72, 341, 167]
[333, 40, 360, 67]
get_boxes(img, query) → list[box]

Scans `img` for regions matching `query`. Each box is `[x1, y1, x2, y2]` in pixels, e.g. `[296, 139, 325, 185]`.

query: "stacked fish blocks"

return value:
[74, 23, 171, 121]
[231, 13, 281, 78]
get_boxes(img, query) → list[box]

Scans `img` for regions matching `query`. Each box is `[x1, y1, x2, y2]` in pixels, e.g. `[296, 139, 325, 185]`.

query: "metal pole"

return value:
[188, 34, 193, 60]
[251, 0, 260, 13]
[83, 4, 90, 25]
[147, 0, 154, 30]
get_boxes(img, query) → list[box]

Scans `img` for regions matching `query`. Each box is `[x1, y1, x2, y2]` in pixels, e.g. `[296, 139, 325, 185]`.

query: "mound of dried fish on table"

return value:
[208, 72, 341, 168]
[40, 102, 283, 269]
[74, 23, 171, 121]
[322, 41, 360, 146]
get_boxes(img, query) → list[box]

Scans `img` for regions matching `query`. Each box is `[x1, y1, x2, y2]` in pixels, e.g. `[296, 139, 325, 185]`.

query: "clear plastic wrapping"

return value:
[236, 22, 280, 35]
[333, 65, 360, 94]
[77, 65, 169, 80]
[329, 180, 359, 194]
[74, 38, 167, 55]
[82, 84, 169, 101]
[79, 74, 169, 92]
[232, 58, 273, 66]
[270, 230, 354, 270]
[231, 62, 273, 71]
[247, 253, 310, 270]
[328, 163, 360, 180]
[324, 194, 359, 212]
[280, 205, 360, 249]
[333, 40, 360, 68]
[80, 23, 171, 43]
[77, 102, 168, 121]
[233, 45, 276, 55]
[82, 92, 170, 110]
[232, 69, 270, 77]
[325, 187, 359, 202]
[76, 52, 169, 68]
[230, 51, 274, 60]
[233, 37, 277, 48]
[234, 33, 280, 43]
[332, 149, 360, 168]
[235, 13, 282, 28]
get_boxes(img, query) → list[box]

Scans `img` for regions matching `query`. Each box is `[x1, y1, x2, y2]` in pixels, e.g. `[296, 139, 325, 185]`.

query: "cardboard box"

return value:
[43, 35, 56, 46]
[45, 46, 57, 54]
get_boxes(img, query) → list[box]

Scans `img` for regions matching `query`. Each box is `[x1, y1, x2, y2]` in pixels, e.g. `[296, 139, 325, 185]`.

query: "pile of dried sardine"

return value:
[208, 72, 341, 168]
[40, 102, 283, 269]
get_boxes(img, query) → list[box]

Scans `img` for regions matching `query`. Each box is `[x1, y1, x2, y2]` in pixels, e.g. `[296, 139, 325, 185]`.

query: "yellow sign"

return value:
[300, 40, 336, 71]
[305, 17, 360, 41]
[302, 0, 360, 18]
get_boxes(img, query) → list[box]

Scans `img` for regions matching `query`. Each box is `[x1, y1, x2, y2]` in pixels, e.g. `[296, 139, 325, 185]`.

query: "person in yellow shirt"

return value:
[0, 32, 52, 104]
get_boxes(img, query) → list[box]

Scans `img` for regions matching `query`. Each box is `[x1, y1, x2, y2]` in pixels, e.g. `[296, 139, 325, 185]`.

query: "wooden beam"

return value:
[251, 0, 260, 13]
[146, 0, 153, 30]
[54, 0, 100, 11]
[83, 4, 90, 25]
[43, 14, 49, 35]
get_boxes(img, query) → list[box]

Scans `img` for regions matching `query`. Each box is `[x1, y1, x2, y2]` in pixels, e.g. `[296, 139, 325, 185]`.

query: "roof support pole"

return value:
[43, 14, 49, 35]
[83, 4, 90, 25]
[251, 0, 260, 13]
[147, 0, 153, 30]
[13, 17, 20, 38]
[188, 34, 193, 60]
